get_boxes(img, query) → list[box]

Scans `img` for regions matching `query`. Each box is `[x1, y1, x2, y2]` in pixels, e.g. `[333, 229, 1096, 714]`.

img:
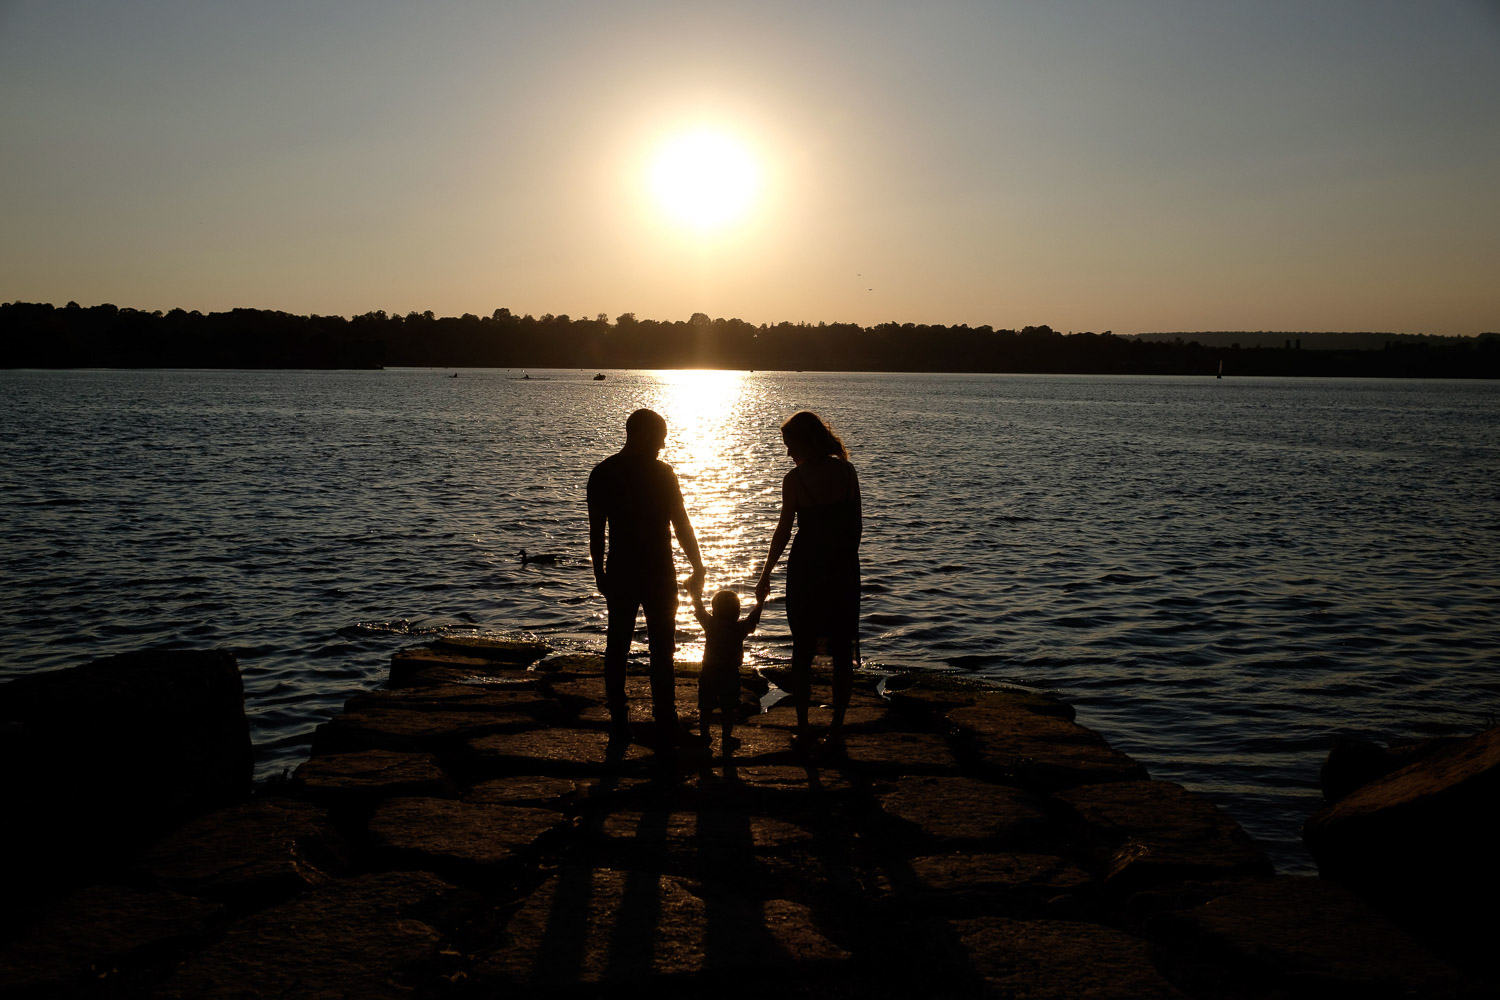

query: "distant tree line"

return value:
[3, 301, 1497, 378]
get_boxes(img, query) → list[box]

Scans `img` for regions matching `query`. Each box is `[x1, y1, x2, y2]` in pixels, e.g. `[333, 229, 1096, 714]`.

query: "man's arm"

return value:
[672, 505, 705, 593]
[667, 470, 705, 592]
[690, 586, 711, 628]
[586, 471, 607, 596]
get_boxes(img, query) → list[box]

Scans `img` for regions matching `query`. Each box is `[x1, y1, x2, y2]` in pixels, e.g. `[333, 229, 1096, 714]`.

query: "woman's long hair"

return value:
[781, 410, 848, 461]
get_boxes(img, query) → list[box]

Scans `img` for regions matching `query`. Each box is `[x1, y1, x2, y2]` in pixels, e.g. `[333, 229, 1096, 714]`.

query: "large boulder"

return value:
[1303, 725, 1500, 973]
[0, 650, 251, 913]
[1318, 735, 1454, 805]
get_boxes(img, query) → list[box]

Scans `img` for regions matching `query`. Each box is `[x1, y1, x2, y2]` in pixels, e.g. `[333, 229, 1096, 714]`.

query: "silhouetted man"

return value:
[588, 408, 704, 744]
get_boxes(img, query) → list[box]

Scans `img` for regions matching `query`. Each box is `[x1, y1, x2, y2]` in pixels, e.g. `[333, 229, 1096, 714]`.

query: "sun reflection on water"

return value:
[642, 369, 769, 650]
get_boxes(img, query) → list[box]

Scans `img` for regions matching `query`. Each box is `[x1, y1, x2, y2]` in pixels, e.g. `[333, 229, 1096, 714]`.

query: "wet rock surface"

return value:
[0, 643, 1482, 998]
[1054, 780, 1275, 894]
[292, 748, 456, 803]
[1149, 876, 1486, 999]
[136, 799, 346, 908]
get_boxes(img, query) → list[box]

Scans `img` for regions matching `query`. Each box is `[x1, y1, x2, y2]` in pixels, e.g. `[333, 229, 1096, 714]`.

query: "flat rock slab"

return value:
[467, 727, 654, 774]
[591, 808, 814, 853]
[463, 774, 587, 808]
[1151, 876, 1480, 999]
[348, 684, 562, 715]
[948, 704, 1149, 790]
[549, 675, 702, 711]
[723, 763, 858, 797]
[838, 730, 957, 774]
[532, 651, 607, 673]
[877, 776, 1050, 847]
[368, 797, 566, 872]
[158, 872, 473, 1000]
[746, 703, 895, 731]
[713, 723, 796, 762]
[583, 808, 823, 885]
[0, 885, 222, 994]
[293, 749, 455, 803]
[478, 867, 847, 989]
[139, 799, 345, 907]
[389, 647, 540, 688]
[430, 636, 551, 663]
[881, 852, 1096, 917]
[310, 705, 541, 755]
[1053, 780, 1272, 893]
[952, 915, 1187, 999]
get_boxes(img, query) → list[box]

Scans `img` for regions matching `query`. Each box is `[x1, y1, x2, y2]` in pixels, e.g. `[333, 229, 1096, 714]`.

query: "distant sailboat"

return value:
[1217, 359, 1223, 379]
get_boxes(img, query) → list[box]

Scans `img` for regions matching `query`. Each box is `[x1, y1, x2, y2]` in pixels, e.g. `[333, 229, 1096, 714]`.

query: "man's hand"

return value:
[754, 576, 771, 603]
[687, 566, 706, 595]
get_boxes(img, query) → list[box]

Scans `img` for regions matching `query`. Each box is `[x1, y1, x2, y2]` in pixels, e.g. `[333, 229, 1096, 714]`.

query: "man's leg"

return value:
[640, 583, 679, 728]
[604, 588, 640, 725]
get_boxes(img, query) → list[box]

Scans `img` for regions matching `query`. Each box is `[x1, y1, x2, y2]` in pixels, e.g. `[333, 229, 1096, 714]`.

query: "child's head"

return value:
[710, 589, 740, 619]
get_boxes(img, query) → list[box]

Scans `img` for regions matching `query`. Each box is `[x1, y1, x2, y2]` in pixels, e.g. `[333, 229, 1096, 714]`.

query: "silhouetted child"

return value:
[691, 583, 764, 752]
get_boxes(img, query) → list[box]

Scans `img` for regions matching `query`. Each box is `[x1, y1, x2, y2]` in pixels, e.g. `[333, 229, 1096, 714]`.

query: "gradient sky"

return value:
[3, 1, 1498, 335]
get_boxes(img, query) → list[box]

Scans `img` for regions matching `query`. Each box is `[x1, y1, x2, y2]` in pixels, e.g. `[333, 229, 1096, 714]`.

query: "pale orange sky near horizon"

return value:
[2, 1, 1498, 336]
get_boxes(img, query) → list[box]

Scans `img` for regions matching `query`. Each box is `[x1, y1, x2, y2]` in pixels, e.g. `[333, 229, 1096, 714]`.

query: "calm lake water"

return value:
[3, 368, 1498, 872]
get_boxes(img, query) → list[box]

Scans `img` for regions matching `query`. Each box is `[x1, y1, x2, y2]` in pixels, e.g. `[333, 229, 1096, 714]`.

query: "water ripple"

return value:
[2, 368, 1498, 875]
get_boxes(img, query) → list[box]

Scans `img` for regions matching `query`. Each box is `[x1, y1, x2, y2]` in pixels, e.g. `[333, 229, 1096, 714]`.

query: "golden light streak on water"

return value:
[643, 369, 764, 647]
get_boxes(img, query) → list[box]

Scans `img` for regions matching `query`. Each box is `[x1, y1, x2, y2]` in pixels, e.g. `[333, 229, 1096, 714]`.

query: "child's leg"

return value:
[698, 682, 712, 738]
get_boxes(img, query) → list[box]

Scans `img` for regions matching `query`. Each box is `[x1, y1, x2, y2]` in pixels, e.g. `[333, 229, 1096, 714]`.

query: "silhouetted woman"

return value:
[755, 411, 861, 751]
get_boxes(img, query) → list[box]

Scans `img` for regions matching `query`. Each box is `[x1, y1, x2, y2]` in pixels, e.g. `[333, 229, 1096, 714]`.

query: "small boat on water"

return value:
[593, 373, 606, 381]
[1217, 360, 1223, 379]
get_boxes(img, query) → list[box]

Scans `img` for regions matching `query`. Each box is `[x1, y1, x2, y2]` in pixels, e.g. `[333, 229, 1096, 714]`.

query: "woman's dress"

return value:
[785, 462, 861, 644]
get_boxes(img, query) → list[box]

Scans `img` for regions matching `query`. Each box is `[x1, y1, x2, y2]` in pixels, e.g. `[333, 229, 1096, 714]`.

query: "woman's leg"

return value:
[829, 634, 854, 738]
[790, 632, 816, 743]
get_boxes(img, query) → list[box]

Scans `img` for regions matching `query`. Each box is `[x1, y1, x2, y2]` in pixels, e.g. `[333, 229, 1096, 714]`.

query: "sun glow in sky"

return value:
[648, 130, 761, 232]
[1, 1, 1497, 334]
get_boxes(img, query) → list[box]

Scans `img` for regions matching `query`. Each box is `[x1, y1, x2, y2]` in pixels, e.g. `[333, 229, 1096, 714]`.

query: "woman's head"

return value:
[780, 410, 848, 462]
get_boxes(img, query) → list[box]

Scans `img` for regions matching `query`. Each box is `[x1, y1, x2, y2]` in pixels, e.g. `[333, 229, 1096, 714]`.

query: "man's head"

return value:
[711, 589, 740, 619]
[624, 408, 668, 455]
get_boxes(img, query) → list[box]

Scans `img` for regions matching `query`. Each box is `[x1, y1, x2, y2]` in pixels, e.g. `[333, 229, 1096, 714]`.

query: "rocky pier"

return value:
[0, 641, 1491, 998]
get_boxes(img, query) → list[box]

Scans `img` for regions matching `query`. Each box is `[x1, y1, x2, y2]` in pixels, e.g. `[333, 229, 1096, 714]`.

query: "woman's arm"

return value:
[755, 475, 796, 602]
[850, 464, 862, 545]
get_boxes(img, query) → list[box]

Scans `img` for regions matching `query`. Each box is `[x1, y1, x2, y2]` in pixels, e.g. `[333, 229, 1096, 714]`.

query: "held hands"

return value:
[753, 575, 771, 604]
[686, 566, 706, 598]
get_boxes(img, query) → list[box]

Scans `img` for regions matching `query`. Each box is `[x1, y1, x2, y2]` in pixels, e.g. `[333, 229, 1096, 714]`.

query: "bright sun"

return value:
[648, 129, 760, 231]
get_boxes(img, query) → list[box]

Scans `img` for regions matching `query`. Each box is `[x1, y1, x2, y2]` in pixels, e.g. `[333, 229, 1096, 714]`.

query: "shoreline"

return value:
[1, 642, 1487, 997]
